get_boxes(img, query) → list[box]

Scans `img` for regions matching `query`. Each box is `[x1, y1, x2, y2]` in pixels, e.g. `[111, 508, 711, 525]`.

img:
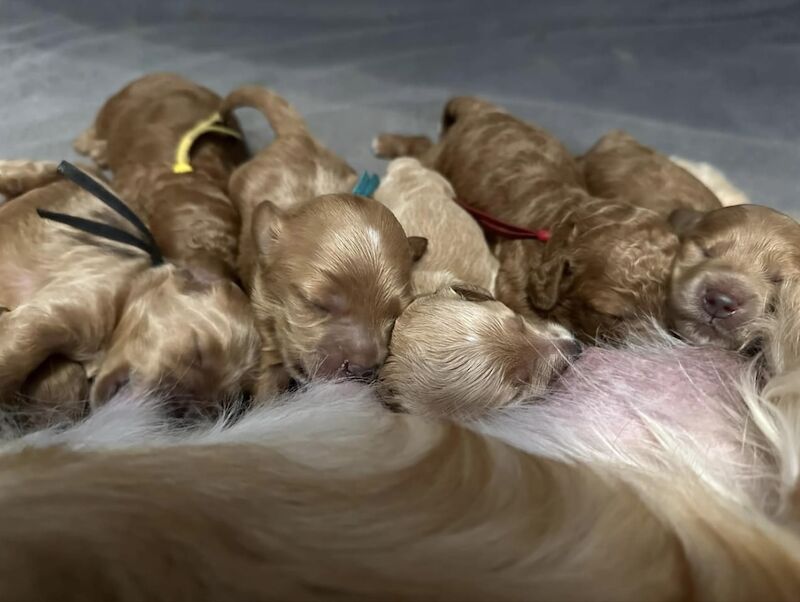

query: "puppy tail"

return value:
[220, 85, 308, 139]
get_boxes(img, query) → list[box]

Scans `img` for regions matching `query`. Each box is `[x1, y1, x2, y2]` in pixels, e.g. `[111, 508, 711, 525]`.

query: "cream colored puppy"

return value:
[375, 157, 499, 294]
[374, 158, 578, 418]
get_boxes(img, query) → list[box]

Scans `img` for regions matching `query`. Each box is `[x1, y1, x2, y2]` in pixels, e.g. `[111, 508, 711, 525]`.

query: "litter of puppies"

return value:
[2, 73, 798, 420]
[4, 72, 800, 599]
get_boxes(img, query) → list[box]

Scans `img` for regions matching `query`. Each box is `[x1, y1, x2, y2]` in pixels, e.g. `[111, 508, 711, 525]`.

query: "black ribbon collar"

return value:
[37, 161, 164, 266]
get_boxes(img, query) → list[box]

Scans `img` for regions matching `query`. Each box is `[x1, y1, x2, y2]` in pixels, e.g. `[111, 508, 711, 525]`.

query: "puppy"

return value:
[667, 204, 800, 349]
[220, 86, 426, 394]
[374, 97, 679, 341]
[578, 130, 722, 216]
[0, 162, 94, 421]
[75, 73, 248, 281]
[374, 158, 577, 418]
[0, 161, 260, 410]
[574, 133, 790, 350]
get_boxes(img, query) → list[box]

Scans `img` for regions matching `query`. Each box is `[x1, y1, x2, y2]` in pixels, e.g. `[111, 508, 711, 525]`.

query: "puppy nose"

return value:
[341, 361, 379, 382]
[703, 289, 740, 319]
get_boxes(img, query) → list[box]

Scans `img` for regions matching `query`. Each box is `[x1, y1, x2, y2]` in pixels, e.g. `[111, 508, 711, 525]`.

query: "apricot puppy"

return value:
[668, 204, 800, 349]
[221, 87, 426, 394]
[374, 97, 678, 341]
[578, 130, 722, 216]
[0, 161, 260, 410]
[374, 158, 577, 418]
[75, 72, 247, 281]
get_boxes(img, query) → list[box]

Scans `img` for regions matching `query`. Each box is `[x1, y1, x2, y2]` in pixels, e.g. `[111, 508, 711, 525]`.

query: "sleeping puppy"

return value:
[375, 158, 577, 418]
[220, 86, 426, 394]
[668, 204, 800, 349]
[374, 97, 679, 341]
[75, 72, 248, 281]
[0, 161, 260, 411]
[572, 136, 800, 349]
[578, 130, 722, 216]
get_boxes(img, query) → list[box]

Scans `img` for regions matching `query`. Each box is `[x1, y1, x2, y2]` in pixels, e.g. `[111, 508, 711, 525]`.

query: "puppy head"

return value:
[379, 283, 579, 419]
[92, 265, 261, 408]
[667, 205, 800, 349]
[251, 194, 427, 383]
[499, 214, 678, 342]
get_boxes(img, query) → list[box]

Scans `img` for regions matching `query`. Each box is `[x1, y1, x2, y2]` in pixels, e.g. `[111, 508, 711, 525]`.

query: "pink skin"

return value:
[477, 341, 761, 501]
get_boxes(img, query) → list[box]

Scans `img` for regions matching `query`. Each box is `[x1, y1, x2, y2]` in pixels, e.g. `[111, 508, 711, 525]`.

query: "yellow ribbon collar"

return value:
[172, 112, 242, 174]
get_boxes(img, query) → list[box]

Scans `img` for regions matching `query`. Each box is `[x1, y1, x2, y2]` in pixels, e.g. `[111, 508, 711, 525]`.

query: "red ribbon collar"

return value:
[455, 199, 550, 242]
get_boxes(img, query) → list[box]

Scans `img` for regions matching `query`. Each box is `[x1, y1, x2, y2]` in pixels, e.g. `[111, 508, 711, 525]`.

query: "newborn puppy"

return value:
[374, 97, 678, 341]
[0, 161, 260, 409]
[75, 73, 247, 281]
[374, 158, 577, 418]
[578, 130, 722, 216]
[374, 158, 499, 293]
[668, 204, 800, 349]
[382, 283, 578, 419]
[221, 87, 426, 394]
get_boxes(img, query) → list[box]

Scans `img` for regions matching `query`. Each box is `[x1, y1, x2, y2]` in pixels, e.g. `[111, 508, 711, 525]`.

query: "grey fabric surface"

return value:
[1, 0, 798, 212]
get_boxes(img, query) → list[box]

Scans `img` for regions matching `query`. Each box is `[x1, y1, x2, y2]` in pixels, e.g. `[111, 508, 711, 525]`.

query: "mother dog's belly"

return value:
[476, 341, 764, 502]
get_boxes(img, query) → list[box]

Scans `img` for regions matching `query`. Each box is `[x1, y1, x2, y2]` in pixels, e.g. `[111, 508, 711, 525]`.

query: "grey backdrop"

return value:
[1, 0, 798, 212]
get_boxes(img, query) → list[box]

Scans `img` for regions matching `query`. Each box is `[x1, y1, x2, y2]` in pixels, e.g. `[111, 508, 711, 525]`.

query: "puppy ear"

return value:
[252, 200, 285, 257]
[450, 283, 495, 303]
[528, 255, 573, 312]
[668, 208, 704, 235]
[407, 236, 428, 262]
[90, 362, 131, 408]
[527, 224, 578, 312]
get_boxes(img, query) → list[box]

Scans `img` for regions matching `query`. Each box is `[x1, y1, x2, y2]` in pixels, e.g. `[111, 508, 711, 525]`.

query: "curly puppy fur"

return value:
[0, 162, 260, 409]
[374, 158, 577, 418]
[374, 97, 679, 342]
[578, 130, 723, 216]
[75, 73, 248, 281]
[221, 86, 426, 394]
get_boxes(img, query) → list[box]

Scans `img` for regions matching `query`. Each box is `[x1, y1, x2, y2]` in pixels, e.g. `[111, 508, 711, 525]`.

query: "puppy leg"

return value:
[11, 357, 89, 429]
[73, 125, 109, 169]
[253, 357, 292, 401]
[0, 160, 60, 199]
[372, 134, 433, 159]
[0, 303, 96, 404]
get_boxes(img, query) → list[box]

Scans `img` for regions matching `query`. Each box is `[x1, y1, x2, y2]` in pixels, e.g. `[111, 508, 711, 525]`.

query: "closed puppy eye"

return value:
[770, 274, 784, 285]
[701, 246, 714, 259]
[293, 286, 330, 313]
